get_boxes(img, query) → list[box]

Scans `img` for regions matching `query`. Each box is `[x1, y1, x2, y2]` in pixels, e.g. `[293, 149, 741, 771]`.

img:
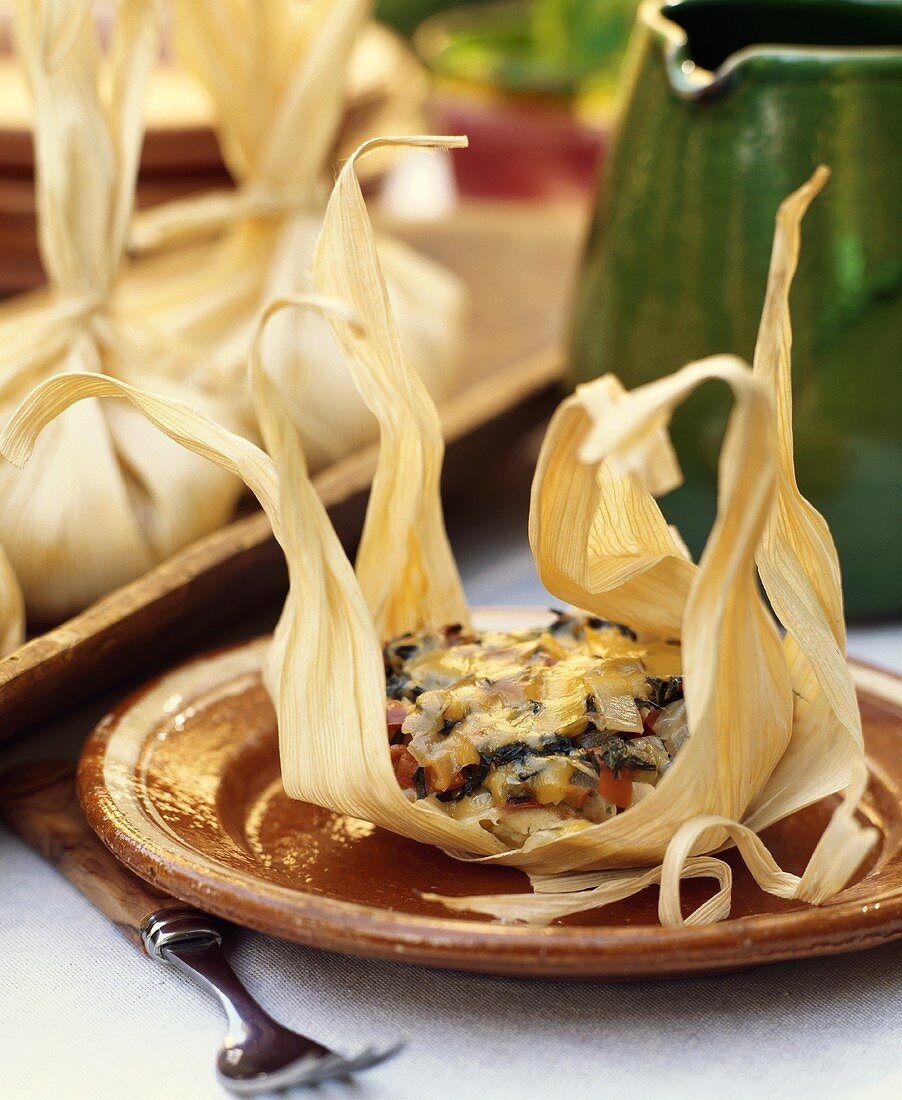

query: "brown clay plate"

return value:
[77, 608, 902, 981]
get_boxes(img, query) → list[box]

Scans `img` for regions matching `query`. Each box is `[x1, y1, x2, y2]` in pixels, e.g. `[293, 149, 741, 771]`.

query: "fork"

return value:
[0, 762, 402, 1095]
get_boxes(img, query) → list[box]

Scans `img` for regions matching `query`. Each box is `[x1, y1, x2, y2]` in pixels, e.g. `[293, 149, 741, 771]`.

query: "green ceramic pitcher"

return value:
[569, 0, 902, 619]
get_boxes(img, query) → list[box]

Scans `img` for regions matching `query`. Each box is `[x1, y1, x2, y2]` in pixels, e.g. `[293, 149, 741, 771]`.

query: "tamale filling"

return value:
[385, 612, 687, 845]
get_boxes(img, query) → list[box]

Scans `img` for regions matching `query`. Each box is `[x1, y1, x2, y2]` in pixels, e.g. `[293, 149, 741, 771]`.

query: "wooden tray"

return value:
[74, 608, 902, 981]
[0, 203, 586, 744]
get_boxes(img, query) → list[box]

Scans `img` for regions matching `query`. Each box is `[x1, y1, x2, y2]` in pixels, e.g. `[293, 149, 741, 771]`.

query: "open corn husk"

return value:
[431, 167, 877, 923]
[119, 0, 466, 472]
[0, 152, 876, 925]
[0, 0, 242, 622]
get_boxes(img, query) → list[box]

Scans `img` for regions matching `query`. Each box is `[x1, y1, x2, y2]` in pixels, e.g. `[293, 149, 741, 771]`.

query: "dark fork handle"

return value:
[0, 761, 188, 951]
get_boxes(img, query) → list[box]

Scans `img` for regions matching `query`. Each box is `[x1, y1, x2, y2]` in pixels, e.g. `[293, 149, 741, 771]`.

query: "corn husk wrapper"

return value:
[119, 0, 467, 472]
[429, 168, 878, 923]
[0, 156, 877, 925]
[0, 0, 242, 622]
[0, 541, 24, 656]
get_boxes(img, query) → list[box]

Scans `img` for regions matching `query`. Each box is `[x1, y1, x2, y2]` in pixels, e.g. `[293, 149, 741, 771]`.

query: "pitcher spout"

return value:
[643, 0, 902, 100]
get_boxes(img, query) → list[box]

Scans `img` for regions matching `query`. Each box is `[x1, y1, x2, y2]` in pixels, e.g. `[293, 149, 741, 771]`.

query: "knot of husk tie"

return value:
[47, 292, 106, 329]
[128, 180, 327, 253]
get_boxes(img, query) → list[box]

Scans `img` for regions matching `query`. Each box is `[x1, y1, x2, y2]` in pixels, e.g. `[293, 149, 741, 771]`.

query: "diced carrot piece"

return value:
[386, 701, 408, 736]
[597, 764, 633, 808]
[390, 745, 419, 789]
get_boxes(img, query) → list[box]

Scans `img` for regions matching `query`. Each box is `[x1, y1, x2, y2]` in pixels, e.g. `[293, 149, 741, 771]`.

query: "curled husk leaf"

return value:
[121, 0, 467, 472]
[0, 0, 242, 622]
[0, 159, 876, 925]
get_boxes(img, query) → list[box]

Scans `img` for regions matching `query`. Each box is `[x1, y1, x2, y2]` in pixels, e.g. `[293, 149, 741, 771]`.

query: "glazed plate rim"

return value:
[76, 607, 902, 980]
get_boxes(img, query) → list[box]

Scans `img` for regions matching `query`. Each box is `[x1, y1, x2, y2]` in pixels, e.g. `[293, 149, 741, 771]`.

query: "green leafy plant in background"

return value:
[409, 0, 637, 101]
[530, 0, 636, 77]
[380, 0, 636, 89]
[377, 0, 486, 37]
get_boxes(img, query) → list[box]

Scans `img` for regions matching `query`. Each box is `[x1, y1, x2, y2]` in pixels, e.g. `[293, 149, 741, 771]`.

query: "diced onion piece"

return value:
[532, 758, 576, 805]
[655, 699, 689, 755]
[595, 691, 643, 734]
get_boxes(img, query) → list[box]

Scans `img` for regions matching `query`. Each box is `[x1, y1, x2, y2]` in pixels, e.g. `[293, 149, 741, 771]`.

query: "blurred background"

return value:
[0, 0, 898, 640]
[0, 0, 634, 291]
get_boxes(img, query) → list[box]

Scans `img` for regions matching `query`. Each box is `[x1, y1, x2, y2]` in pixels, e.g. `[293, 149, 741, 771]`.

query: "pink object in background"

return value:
[431, 93, 606, 199]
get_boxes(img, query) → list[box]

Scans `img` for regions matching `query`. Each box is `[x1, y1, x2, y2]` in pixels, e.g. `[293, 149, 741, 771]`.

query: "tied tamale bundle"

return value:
[0, 0, 242, 622]
[0, 146, 876, 926]
[119, 0, 466, 472]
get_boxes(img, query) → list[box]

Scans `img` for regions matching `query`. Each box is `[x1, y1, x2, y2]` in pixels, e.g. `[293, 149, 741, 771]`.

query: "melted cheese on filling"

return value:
[384, 614, 686, 843]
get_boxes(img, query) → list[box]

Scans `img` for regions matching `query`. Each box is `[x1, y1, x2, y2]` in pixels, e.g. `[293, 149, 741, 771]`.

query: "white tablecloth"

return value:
[3, 439, 901, 1100]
